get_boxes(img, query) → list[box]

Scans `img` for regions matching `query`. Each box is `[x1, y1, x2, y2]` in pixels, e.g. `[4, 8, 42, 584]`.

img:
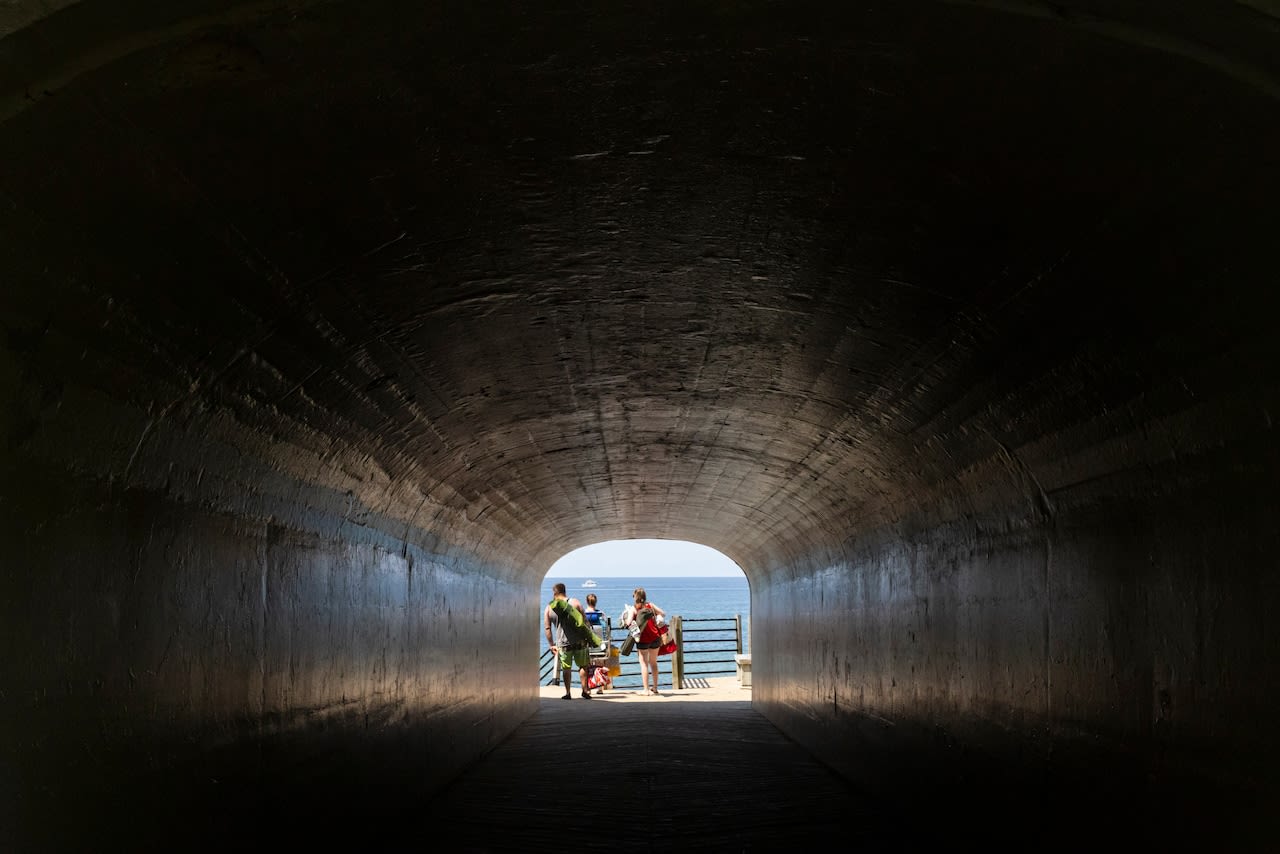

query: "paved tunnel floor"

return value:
[410, 679, 1274, 853]
[33, 678, 1271, 851]
[416, 677, 897, 853]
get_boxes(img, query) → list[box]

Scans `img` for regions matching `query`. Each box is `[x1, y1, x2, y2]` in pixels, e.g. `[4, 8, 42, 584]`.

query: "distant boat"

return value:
[582, 579, 598, 588]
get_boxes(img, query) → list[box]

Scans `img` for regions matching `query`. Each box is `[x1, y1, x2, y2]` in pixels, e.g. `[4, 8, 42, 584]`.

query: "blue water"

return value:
[541, 576, 750, 626]
[539, 576, 751, 688]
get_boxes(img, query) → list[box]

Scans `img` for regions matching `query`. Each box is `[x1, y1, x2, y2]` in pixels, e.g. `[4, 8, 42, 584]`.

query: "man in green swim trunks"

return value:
[544, 582, 599, 700]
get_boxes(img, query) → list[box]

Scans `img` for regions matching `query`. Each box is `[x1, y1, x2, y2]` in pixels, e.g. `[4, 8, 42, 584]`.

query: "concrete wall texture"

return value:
[2, 0, 1278, 847]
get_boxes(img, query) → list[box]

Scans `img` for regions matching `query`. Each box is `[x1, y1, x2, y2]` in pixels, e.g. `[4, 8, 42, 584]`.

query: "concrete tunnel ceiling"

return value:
[4, 0, 1279, 585]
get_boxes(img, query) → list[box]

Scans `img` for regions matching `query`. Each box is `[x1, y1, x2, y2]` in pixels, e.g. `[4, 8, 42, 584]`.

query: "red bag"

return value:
[586, 664, 612, 689]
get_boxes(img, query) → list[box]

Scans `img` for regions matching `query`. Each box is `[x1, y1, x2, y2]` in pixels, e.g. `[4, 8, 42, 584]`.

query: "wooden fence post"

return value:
[673, 615, 684, 690]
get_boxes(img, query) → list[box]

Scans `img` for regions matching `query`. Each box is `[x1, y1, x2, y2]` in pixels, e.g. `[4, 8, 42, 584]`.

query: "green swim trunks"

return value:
[558, 644, 590, 670]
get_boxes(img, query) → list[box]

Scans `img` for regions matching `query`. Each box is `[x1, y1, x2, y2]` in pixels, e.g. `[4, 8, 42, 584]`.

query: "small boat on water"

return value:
[582, 579, 598, 588]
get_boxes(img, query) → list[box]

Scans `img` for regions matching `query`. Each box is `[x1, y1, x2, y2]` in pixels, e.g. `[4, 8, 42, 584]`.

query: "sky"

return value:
[546, 538, 744, 578]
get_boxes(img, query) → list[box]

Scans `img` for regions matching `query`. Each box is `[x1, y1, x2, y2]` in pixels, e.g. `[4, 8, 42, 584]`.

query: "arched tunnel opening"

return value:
[540, 539, 751, 693]
[2, 1, 1279, 849]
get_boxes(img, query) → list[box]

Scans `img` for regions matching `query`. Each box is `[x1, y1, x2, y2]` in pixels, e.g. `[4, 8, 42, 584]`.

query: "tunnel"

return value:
[3, 0, 1278, 849]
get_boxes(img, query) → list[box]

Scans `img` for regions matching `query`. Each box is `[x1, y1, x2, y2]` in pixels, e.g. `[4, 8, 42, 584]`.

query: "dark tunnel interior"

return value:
[2, 0, 1279, 849]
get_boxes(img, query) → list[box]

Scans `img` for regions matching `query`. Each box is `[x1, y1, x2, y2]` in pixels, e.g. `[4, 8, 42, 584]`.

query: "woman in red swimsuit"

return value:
[630, 587, 667, 696]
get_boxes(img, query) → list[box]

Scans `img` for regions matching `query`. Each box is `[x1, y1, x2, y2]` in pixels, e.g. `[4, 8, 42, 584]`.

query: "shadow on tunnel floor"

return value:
[10, 702, 1278, 852]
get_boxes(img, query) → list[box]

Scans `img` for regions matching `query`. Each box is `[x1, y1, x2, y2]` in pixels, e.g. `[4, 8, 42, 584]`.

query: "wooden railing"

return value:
[540, 614, 748, 690]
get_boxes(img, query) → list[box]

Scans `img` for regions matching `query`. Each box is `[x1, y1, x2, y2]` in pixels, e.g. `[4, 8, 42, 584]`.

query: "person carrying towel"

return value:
[626, 587, 668, 696]
[544, 583, 601, 699]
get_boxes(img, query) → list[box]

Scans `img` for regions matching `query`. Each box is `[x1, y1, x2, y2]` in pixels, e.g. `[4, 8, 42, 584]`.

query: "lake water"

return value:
[539, 576, 752, 688]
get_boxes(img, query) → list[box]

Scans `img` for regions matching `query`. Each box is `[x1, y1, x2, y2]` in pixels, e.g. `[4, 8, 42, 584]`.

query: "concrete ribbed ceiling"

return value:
[3, 1, 1278, 578]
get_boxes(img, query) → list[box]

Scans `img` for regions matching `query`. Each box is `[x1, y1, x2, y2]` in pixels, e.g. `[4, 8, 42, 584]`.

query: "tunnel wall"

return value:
[1, 407, 535, 850]
[0, 79, 551, 843]
[737, 100, 1280, 839]
[754, 370, 1280, 842]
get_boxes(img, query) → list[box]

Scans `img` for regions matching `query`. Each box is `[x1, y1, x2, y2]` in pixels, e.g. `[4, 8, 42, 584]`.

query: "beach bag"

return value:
[655, 614, 672, 647]
[586, 664, 611, 690]
[619, 633, 635, 656]
[658, 618, 677, 655]
[607, 645, 622, 676]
